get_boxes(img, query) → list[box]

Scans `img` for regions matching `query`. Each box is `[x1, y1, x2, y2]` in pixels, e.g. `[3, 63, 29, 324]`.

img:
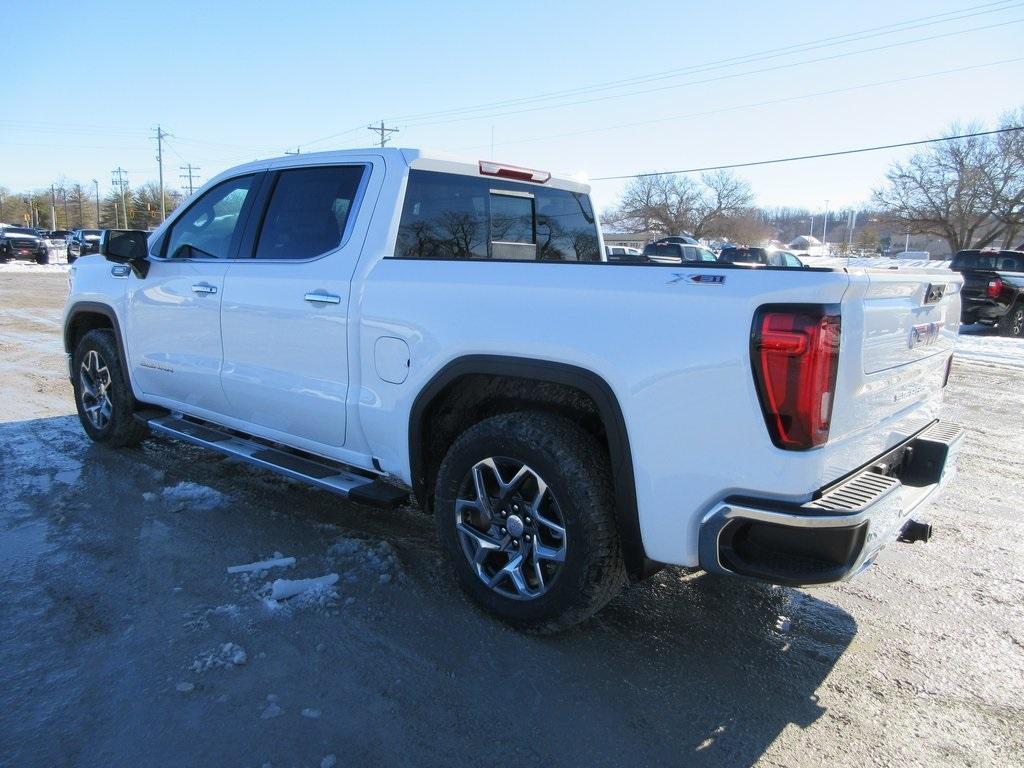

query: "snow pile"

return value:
[326, 536, 401, 583]
[0, 262, 71, 274]
[261, 574, 340, 614]
[955, 326, 1024, 370]
[227, 556, 296, 574]
[189, 642, 248, 672]
[162, 481, 228, 511]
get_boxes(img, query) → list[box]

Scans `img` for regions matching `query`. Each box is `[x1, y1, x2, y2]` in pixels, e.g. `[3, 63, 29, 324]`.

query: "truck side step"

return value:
[143, 413, 409, 509]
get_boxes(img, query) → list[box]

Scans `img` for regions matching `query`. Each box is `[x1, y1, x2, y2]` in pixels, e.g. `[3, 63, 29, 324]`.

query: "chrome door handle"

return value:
[191, 283, 217, 295]
[304, 292, 342, 304]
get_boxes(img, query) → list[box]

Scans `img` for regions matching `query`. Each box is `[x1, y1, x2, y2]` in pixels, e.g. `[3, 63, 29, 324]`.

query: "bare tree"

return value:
[602, 171, 753, 238]
[873, 116, 1024, 253]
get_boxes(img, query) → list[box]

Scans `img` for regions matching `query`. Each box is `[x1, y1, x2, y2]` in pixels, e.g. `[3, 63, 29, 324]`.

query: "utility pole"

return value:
[154, 125, 167, 221]
[77, 188, 84, 227]
[179, 164, 201, 196]
[93, 180, 100, 226]
[367, 120, 399, 148]
[112, 167, 129, 228]
[847, 209, 857, 251]
[50, 185, 57, 232]
[821, 199, 830, 254]
[62, 188, 69, 229]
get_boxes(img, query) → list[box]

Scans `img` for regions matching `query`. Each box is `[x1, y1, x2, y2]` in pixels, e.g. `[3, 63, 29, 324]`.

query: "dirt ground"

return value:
[1, 271, 1022, 768]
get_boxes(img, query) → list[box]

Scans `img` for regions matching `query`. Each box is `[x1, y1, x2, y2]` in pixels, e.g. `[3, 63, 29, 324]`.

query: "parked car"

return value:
[0, 226, 49, 264]
[642, 241, 717, 264]
[718, 246, 770, 265]
[655, 234, 699, 245]
[66, 229, 103, 263]
[62, 148, 964, 631]
[950, 249, 1024, 336]
[604, 245, 643, 262]
[768, 250, 805, 267]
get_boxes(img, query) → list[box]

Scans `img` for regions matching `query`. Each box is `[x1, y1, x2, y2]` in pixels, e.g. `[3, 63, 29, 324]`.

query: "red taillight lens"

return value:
[987, 278, 1003, 299]
[752, 308, 841, 450]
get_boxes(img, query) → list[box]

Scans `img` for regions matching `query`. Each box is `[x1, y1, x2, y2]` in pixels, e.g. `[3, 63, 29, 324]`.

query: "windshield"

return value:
[5, 228, 38, 237]
[84, 230, 103, 238]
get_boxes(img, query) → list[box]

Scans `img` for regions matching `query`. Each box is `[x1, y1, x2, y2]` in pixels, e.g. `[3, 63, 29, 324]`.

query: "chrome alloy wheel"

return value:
[79, 349, 113, 430]
[455, 457, 567, 600]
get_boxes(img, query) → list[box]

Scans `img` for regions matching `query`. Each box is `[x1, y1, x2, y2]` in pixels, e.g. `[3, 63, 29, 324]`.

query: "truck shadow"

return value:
[2, 416, 857, 768]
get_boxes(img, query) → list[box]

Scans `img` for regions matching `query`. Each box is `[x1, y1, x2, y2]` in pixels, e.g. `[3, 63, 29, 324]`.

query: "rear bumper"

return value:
[698, 421, 965, 586]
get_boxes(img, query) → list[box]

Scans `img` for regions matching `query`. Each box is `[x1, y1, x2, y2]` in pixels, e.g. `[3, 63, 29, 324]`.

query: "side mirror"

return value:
[99, 230, 150, 277]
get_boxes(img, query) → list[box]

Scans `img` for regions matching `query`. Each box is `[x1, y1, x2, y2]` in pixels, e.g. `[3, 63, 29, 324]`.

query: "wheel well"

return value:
[409, 357, 658, 579]
[65, 311, 114, 355]
[416, 373, 606, 511]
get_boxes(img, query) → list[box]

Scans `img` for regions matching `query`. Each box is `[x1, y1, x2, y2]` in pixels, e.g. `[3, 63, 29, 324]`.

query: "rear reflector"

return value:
[479, 160, 551, 184]
[751, 308, 841, 450]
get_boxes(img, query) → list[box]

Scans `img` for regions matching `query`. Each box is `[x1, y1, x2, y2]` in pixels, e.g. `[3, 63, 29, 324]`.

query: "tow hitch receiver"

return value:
[898, 519, 932, 544]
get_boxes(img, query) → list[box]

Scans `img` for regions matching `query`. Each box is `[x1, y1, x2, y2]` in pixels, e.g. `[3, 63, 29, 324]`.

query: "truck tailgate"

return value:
[828, 266, 960, 456]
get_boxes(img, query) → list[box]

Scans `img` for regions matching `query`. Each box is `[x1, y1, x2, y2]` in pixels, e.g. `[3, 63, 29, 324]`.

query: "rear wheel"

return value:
[999, 304, 1024, 337]
[434, 412, 625, 632]
[72, 329, 148, 447]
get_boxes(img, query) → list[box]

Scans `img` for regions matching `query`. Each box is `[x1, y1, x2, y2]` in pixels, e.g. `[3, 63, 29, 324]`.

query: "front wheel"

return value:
[434, 412, 625, 632]
[71, 329, 148, 447]
[999, 304, 1024, 338]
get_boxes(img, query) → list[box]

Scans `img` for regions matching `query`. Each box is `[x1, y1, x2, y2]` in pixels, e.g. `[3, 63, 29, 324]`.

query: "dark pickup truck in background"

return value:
[950, 249, 1024, 337]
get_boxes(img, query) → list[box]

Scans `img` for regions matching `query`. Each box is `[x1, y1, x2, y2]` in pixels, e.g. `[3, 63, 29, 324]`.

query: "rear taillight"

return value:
[751, 307, 841, 450]
[987, 278, 1003, 299]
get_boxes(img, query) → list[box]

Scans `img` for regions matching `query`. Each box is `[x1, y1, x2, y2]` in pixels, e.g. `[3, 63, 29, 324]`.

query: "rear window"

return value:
[951, 250, 1024, 272]
[395, 170, 600, 262]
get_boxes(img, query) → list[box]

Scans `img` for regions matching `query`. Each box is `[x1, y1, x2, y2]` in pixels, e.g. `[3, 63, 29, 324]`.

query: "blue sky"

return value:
[4, 0, 1022, 214]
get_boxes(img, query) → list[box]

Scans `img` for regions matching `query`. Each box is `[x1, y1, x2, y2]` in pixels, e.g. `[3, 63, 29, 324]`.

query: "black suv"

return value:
[66, 229, 103, 263]
[950, 249, 1024, 336]
[0, 227, 49, 264]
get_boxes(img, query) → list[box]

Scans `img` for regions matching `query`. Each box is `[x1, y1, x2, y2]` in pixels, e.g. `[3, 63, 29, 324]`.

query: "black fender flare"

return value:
[409, 354, 656, 578]
[64, 301, 126, 359]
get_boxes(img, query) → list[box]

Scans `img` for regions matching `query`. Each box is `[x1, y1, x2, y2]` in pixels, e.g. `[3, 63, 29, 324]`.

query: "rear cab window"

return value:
[394, 170, 601, 262]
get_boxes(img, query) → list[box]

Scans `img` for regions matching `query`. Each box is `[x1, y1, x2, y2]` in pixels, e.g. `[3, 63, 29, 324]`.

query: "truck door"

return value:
[125, 173, 260, 415]
[219, 161, 375, 448]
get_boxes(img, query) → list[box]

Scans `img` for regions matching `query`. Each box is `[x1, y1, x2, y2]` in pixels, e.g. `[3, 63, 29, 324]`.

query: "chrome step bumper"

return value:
[698, 421, 965, 586]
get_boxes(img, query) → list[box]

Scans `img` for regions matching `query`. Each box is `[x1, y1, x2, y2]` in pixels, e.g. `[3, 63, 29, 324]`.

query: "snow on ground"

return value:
[956, 324, 1024, 370]
[0, 261, 70, 274]
[161, 480, 229, 511]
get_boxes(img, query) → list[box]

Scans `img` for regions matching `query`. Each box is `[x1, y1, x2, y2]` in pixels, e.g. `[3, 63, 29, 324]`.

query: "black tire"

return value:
[35, 253, 49, 265]
[998, 303, 1024, 338]
[434, 412, 625, 632]
[71, 329, 148, 447]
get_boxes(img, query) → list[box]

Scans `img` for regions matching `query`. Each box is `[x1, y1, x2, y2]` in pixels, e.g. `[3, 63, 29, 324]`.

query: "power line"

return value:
[399, 16, 1024, 130]
[367, 121, 399, 148]
[450, 56, 1024, 154]
[591, 126, 1024, 181]
[387, 0, 1022, 124]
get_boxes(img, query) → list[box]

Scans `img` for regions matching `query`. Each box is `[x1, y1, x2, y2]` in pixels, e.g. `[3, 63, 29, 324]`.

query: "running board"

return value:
[142, 412, 409, 509]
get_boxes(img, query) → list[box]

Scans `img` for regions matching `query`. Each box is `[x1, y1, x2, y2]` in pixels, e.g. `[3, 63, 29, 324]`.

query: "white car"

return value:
[62, 148, 964, 631]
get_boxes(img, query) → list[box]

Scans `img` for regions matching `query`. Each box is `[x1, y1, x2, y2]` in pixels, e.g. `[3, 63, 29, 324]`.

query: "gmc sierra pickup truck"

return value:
[63, 149, 965, 631]
[950, 248, 1024, 336]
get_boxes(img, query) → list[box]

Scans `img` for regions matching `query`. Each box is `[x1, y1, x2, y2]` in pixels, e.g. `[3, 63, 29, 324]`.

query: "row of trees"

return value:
[602, 107, 1024, 256]
[0, 182, 183, 232]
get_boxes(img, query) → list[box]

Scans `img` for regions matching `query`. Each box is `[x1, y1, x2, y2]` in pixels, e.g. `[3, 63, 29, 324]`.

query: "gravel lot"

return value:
[1, 270, 1022, 768]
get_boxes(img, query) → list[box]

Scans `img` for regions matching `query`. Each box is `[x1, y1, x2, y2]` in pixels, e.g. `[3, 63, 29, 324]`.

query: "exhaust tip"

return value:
[898, 519, 932, 544]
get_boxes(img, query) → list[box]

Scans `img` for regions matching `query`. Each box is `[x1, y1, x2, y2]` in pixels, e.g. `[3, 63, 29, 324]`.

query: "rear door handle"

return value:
[304, 292, 342, 305]
[191, 283, 217, 295]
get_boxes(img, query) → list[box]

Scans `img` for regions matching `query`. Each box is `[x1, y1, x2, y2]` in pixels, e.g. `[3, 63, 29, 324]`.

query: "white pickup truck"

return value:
[63, 148, 965, 631]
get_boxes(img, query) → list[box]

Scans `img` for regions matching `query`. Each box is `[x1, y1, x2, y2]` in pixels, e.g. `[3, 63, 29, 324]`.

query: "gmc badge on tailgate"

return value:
[909, 321, 944, 349]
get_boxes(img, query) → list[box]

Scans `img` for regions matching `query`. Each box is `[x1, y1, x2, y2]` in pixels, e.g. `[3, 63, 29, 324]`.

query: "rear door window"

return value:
[253, 165, 365, 260]
[395, 170, 600, 262]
